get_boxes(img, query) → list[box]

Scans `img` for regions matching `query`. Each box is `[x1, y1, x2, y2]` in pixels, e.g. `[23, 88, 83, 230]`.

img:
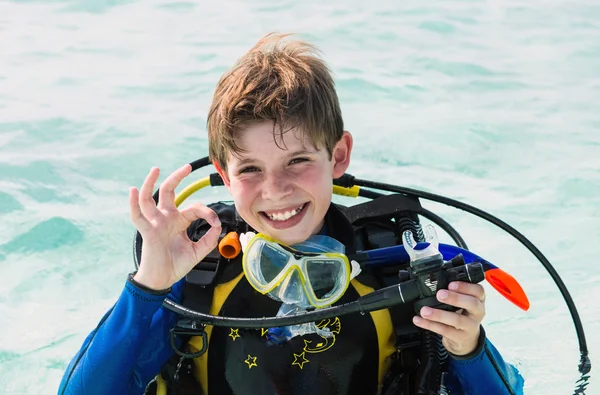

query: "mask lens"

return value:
[306, 258, 344, 299]
[259, 243, 292, 283]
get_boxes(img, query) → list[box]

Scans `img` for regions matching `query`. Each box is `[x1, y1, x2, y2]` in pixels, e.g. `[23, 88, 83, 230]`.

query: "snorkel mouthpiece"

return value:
[404, 226, 443, 277]
[404, 225, 441, 262]
[400, 226, 486, 313]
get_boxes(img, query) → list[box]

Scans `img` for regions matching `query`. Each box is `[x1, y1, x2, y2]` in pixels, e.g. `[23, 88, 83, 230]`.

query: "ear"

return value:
[332, 131, 353, 178]
[213, 160, 232, 190]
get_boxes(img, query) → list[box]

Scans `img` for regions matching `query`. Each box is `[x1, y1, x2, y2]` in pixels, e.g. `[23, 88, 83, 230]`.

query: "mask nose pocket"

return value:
[276, 269, 308, 306]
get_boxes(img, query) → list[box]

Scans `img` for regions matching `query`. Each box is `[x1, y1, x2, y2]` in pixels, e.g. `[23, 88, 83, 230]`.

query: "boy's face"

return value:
[216, 121, 352, 245]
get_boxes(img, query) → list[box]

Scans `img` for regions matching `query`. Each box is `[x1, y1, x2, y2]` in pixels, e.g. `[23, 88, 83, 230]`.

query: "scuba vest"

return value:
[135, 157, 590, 395]
[145, 193, 435, 395]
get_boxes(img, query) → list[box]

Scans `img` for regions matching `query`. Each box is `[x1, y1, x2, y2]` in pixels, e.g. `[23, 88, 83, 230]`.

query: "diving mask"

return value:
[242, 233, 352, 309]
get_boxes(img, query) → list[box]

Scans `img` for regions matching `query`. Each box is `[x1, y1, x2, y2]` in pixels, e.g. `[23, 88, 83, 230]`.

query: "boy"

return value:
[59, 33, 524, 395]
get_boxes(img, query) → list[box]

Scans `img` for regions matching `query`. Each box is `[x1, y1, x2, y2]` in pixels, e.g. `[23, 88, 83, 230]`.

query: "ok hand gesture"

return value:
[130, 165, 222, 290]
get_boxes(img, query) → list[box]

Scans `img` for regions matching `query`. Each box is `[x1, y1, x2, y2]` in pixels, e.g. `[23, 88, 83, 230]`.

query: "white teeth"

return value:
[266, 205, 304, 221]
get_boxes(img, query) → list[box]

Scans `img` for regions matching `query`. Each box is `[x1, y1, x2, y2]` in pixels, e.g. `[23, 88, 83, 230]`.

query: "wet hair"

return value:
[207, 33, 344, 169]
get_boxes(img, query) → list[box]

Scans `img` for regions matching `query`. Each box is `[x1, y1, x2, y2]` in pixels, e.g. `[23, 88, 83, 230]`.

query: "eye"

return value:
[239, 166, 260, 174]
[289, 157, 309, 165]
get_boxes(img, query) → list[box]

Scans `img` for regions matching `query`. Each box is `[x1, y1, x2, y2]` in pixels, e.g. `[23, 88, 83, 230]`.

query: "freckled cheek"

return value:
[231, 178, 256, 193]
[297, 168, 332, 196]
[230, 179, 259, 209]
[294, 167, 326, 186]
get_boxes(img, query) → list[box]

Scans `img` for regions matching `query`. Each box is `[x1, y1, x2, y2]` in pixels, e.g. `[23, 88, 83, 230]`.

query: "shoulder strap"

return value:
[152, 203, 246, 395]
[338, 195, 426, 341]
[343, 193, 422, 226]
[182, 202, 246, 312]
[346, 196, 450, 394]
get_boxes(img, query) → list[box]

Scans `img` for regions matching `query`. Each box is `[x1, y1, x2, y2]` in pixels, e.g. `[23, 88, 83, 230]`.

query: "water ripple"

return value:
[0, 0, 598, 394]
[1, 217, 84, 255]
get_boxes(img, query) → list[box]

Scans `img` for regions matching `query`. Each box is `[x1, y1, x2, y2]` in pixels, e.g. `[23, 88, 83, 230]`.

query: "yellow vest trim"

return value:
[188, 272, 246, 395]
[155, 374, 167, 395]
[350, 279, 396, 395]
[162, 275, 395, 395]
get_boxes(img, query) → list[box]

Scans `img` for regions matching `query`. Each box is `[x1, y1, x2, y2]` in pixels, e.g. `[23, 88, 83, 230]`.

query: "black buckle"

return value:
[169, 319, 208, 358]
[185, 247, 221, 286]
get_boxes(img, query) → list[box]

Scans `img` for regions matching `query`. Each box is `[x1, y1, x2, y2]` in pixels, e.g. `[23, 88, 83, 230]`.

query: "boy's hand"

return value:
[412, 281, 486, 356]
[130, 165, 222, 291]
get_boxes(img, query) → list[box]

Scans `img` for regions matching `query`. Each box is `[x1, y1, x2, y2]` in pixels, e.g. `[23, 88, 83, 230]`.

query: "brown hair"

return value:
[207, 33, 344, 169]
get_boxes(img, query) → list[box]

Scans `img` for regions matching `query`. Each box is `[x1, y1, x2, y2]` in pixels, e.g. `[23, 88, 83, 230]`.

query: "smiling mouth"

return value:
[261, 203, 307, 222]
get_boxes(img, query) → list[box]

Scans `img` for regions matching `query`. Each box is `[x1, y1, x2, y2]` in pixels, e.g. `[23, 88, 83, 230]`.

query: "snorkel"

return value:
[132, 156, 591, 393]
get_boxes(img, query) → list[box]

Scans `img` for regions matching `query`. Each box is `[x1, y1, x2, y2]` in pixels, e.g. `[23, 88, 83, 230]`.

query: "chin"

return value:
[271, 230, 312, 245]
[258, 221, 315, 245]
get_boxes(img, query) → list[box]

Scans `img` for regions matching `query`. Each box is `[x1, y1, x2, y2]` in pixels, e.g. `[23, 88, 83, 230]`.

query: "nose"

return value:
[262, 169, 293, 201]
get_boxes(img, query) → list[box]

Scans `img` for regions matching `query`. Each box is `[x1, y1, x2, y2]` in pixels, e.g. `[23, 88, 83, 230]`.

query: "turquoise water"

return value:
[1, 0, 599, 393]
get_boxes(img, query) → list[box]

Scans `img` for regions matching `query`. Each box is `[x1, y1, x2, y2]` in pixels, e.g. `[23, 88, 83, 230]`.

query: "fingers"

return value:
[186, 205, 222, 261]
[129, 187, 151, 232]
[413, 311, 464, 339]
[158, 164, 192, 211]
[411, 282, 487, 356]
[415, 306, 477, 333]
[448, 281, 486, 303]
[438, 289, 482, 315]
[438, 284, 486, 321]
[133, 164, 193, 224]
[181, 205, 222, 260]
[192, 225, 222, 260]
[138, 167, 161, 219]
[412, 305, 481, 355]
[180, 203, 222, 256]
[180, 203, 222, 228]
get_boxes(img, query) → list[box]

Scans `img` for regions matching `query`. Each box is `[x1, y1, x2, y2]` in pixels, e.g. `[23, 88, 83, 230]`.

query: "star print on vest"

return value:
[244, 355, 257, 369]
[288, 317, 342, 369]
[292, 352, 310, 369]
[229, 328, 240, 341]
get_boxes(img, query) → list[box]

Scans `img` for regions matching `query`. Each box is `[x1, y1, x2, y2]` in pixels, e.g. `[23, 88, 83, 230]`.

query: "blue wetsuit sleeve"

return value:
[58, 277, 185, 395]
[445, 327, 524, 395]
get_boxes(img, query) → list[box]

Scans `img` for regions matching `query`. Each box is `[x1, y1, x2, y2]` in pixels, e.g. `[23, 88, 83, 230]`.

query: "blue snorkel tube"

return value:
[354, 241, 531, 312]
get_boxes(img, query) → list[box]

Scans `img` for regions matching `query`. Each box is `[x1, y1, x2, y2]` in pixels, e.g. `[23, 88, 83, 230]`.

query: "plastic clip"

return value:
[169, 320, 208, 358]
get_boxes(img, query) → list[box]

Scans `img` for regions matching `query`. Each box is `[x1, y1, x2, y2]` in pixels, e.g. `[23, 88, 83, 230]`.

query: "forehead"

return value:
[232, 121, 317, 158]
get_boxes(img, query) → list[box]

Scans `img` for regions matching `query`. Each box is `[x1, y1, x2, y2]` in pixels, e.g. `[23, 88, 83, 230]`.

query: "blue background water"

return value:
[1, 0, 599, 394]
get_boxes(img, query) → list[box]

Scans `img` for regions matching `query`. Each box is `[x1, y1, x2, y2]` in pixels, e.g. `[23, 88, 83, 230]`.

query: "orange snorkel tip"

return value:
[485, 268, 530, 311]
[219, 232, 242, 259]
